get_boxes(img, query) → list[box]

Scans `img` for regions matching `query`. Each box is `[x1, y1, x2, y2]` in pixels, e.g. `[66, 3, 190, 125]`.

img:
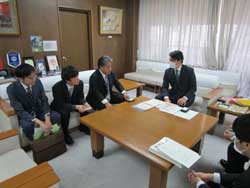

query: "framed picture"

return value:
[99, 6, 123, 35]
[23, 57, 35, 67]
[0, 0, 20, 35]
[35, 59, 46, 76]
[45, 55, 60, 71]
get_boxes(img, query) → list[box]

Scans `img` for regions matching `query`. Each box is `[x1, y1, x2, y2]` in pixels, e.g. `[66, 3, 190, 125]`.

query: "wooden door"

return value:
[59, 8, 92, 70]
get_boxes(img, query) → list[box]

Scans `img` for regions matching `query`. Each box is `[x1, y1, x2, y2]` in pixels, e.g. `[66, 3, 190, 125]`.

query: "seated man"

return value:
[156, 50, 197, 107]
[188, 114, 250, 188]
[50, 65, 92, 145]
[86, 55, 129, 110]
[220, 124, 249, 173]
[7, 64, 60, 141]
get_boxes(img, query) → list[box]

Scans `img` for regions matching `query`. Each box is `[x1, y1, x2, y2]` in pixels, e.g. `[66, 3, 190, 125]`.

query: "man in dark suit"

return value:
[7, 64, 60, 141]
[188, 114, 250, 188]
[156, 50, 197, 107]
[86, 56, 129, 110]
[50, 66, 92, 145]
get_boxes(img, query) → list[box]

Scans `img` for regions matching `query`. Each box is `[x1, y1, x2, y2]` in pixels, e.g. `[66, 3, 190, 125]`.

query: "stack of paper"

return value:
[133, 99, 164, 111]
[149, 137, 201, 168]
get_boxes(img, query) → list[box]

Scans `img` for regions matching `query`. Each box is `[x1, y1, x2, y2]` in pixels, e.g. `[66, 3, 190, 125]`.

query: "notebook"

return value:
[149, 137, 201, 168]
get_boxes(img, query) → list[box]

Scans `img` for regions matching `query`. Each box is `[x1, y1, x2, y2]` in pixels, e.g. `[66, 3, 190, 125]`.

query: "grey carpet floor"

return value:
[28, 89, 233, 188]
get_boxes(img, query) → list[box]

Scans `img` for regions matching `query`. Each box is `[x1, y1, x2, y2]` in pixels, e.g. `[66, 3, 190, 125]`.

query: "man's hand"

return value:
[76, 105, 87, 113]
[45, 115, 52, 128]
[164, 98, 171, 103]
[123, 92, 130, 101]
[188, 171, 202, 185]
[177, 97, 187, 106]
[105, 102, 112, 108]
[193, 172, 213, 182]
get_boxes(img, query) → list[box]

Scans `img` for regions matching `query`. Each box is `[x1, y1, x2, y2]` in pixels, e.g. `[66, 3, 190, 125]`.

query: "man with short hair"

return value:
[51, 65, 92, 145]
[188, 114, 250, 188]
[156, 50, 197, 107]
[86, 55, 129, 110]
[7, 64, 60, 141]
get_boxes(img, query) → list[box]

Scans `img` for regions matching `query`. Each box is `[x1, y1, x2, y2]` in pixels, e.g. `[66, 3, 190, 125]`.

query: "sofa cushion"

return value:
[0, 149, 36, 182]
[195, 73, 219, 89]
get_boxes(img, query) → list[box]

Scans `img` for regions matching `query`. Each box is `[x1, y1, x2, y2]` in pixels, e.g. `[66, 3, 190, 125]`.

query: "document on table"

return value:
[157, 103, 198, 120]
[149, 137, 201, 168]
[132, 99, 165, 111]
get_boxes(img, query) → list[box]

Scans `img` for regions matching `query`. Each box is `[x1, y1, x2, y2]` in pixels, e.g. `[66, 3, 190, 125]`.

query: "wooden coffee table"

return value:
[208, 102, 250, 117]
[119, 79, 145, 97]
[80, 96, 217, 188]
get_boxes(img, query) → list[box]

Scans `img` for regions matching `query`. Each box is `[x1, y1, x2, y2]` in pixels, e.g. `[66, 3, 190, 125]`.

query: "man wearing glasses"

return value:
[7, 64, 60, 141]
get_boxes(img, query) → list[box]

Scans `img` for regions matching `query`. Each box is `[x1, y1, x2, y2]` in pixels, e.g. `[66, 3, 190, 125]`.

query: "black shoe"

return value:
[79, 125, 90, 135]
[64, 135, 74, 145]
[220, 159, 228, 169]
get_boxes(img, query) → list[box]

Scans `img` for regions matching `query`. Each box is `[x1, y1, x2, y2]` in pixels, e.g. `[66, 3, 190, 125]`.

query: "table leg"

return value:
[91, 129, 104, 159]
[207, 109, 218, 134]
[149, 163, 167, 188]
[136, 87, 143, 97]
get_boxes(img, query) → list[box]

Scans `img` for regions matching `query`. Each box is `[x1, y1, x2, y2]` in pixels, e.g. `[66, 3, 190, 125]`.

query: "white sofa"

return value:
[0, 70, 95, 147]
[0, 110, 60, 187]
[124, 60, 240, 112]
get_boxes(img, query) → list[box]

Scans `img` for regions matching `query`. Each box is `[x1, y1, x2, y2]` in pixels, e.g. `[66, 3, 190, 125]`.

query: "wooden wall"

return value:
[0, 0, 139, 77]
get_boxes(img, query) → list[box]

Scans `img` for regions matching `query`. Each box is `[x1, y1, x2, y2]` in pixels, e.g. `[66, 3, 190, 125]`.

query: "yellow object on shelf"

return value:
[236, 98, 250, 107]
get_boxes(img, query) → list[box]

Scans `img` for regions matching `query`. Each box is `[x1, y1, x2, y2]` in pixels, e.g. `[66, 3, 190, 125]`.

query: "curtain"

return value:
[218, 0, 250, 97]
[138, 0, 219, 67]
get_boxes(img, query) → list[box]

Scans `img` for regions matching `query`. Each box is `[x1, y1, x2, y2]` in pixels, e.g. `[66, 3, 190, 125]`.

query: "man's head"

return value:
[233, 114, 250, 157]
[169, 50, 184, 69]
[15, 64, 37, 86]
[98, 56, 112, 75]
[61, 65, 79, 86]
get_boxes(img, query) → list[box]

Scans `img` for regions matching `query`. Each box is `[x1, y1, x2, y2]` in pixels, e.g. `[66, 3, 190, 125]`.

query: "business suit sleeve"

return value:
[161, 70, 170, 98]
[112, 73, 125, 93]
[89, 75, 106, 103]
[7, 85, 33, 120]
[198, 184, 210, 188]
[220, 172, 244, 188]
[185, 68, 197, 99]
[79, 81, 86, 104]
[37, 79, 50, 114]
[52, 84, 76, 112]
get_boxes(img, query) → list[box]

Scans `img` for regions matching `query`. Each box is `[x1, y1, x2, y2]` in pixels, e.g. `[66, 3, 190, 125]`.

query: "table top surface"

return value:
[119, 79, 145, 91]
[80, 96, 217, 170]
[208, 102, 250, 116]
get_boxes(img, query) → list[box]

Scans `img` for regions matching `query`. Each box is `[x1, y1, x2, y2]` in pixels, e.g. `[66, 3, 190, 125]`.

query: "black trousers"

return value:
[59, 109, 93, 137]
[95, 92, 125, 110]
[225, 142, 249, 173]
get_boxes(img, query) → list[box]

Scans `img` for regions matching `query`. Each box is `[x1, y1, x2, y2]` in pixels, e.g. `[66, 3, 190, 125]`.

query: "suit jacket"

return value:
[50, 80, 86, 113]
[199, 167, 250, 188]
[160, 64, 197, 103]
[7, 79, 50, 121]
[86, 69, 124, 109]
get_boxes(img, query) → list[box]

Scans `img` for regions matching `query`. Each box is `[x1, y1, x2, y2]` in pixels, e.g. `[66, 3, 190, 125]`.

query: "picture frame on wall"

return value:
[45, 55, 60, 72]
[23, 57, 35, 67]
[99, 6, 123, 35]
[0, 0, 20, 35]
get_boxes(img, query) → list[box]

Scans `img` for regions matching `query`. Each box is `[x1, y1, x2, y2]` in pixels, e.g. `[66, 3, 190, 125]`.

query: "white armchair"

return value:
[0, 128, 60, 187]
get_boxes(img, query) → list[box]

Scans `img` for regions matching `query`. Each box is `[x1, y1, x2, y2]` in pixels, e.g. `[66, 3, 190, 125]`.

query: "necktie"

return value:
[26, 86, 32, 98]
[175, 69, 179, 80]
[69, 87, 74, 97]
[105, 75, 111, 101]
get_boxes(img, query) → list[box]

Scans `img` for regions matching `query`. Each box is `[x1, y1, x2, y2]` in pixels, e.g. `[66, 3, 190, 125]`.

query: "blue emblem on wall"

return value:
[6, 51, 21, 68]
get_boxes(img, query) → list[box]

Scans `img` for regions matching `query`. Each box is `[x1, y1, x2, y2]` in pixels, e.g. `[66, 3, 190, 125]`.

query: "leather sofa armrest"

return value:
[0, 162, 60, 188]
[201, 87, 223, 113]
[0, 129, 20, 155]
[0, 99, 16, 116]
